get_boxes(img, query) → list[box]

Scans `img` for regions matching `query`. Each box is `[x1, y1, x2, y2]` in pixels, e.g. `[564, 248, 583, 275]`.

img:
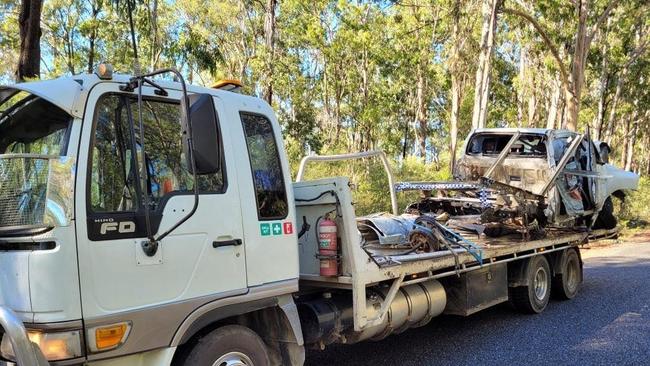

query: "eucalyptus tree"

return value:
[16, 0, 43, 81]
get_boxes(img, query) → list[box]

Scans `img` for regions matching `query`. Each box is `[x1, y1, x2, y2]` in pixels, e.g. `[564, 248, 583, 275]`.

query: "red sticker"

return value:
[283, 222, 293, 235]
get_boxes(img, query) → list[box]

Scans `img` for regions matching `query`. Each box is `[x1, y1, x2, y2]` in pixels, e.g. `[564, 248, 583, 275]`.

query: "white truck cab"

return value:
[0, 67, 303, 365]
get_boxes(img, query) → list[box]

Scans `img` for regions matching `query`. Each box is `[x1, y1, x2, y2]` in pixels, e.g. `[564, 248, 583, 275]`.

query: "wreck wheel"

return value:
[408, 229, 440, 252]
[410, 216, 443, 252]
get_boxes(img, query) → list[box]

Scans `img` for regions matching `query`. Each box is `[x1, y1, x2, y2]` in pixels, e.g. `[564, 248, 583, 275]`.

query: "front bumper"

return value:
[0, 306, 49, 366]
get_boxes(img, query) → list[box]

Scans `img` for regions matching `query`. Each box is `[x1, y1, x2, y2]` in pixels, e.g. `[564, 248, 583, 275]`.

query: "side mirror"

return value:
[183, 93, 221, 175]
[597, 142, 610, 165]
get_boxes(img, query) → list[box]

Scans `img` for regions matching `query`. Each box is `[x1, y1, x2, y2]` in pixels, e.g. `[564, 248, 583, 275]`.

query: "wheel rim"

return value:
[566, 257, 578, 292]
[213, 351, 254, 366]
[533, 266, 549, 301]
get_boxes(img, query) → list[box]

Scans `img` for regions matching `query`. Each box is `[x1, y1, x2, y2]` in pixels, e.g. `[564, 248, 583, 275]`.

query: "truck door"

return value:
[75, 83, 247, 320]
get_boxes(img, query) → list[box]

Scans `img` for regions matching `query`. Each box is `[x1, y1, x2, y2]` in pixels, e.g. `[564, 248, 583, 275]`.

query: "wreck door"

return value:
[549, 133, 586, 217]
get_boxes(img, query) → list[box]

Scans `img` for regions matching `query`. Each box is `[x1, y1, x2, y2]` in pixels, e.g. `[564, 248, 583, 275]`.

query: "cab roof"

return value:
[0, 72, 266, 119]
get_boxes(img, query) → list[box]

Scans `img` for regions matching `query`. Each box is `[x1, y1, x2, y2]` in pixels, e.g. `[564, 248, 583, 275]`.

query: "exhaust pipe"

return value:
[298, 279, 446, 347]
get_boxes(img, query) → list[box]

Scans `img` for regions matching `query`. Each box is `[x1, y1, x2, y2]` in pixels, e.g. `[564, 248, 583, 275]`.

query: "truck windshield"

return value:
[0, 90, 72, 156]
[0, 90, 74, 231]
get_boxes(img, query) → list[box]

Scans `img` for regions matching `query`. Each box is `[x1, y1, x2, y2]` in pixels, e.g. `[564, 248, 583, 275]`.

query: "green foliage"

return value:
[299, 154, 451, 216]
[618, 177, 650, 222]
[1, 0, 650, 216]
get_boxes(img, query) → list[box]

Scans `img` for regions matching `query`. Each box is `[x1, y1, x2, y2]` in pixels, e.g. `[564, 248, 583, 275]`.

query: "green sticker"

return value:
[272, 223, 283, 235]
[260, 223, 271, 236]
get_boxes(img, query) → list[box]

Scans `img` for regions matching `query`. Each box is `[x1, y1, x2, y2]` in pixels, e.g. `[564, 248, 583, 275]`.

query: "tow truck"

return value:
[0, 65, 634, 365]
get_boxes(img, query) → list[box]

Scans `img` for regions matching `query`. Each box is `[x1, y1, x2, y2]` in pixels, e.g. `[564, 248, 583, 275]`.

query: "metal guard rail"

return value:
[296, 150, 399, 215]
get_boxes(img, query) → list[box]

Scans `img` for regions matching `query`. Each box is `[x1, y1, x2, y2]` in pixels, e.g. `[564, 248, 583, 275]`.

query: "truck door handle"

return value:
[213, 239, 243, 248]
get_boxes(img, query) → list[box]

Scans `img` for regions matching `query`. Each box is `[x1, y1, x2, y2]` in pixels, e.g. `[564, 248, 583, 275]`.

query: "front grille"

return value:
[0, 158, 50, 228]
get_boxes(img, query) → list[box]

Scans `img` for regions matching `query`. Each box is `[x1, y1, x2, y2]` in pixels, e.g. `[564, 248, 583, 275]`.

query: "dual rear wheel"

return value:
[510, 249, 581, 314]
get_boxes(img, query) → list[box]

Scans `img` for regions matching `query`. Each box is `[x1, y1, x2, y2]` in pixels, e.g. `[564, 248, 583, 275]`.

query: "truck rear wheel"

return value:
[182, 325, 270, 366]
[552, 249, 581, 300]
[510, 256, 551, 314]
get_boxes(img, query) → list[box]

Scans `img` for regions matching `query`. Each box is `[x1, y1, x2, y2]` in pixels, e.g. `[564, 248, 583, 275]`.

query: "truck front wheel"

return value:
[182, 325, 270, 366]
[510, 256, 552, 314]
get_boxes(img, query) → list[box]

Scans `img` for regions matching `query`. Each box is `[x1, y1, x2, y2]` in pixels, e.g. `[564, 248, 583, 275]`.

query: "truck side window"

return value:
[240, 112, 288, 220]
[90, 94, 224, 213]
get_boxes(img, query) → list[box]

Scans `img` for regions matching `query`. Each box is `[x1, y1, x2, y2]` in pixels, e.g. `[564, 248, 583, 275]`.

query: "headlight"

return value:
[1, 329, 82, 361]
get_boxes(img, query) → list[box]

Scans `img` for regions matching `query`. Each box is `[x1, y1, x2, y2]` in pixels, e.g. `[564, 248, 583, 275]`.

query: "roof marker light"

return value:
[95, 63, 114, 80]
[211, 79, 243, 92]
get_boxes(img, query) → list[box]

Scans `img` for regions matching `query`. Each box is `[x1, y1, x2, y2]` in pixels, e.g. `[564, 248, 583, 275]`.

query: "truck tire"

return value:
[510, 256, 552, 314]
[182, 325, 270, 366]
[593, 196, 617, 230]
[552, 249, 582, 300]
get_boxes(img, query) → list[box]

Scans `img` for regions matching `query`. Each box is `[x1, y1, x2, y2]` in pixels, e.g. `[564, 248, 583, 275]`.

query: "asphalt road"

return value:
[305, 239, 650, 366]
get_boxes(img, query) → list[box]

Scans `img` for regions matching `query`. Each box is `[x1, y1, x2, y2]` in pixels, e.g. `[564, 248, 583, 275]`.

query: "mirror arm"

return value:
[136, 79, 156, 245]
[131, 68, 200, 243]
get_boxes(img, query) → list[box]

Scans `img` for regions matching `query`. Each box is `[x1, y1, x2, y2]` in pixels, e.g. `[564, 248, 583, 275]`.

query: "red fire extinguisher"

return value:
[318, 218, 338, 277]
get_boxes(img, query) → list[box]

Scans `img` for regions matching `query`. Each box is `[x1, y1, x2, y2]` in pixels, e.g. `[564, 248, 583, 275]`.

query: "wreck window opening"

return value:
[467, 134, 547, 157]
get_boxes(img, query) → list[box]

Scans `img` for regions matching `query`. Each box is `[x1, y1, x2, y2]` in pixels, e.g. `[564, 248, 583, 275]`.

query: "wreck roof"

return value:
[472, 127, 574, 135]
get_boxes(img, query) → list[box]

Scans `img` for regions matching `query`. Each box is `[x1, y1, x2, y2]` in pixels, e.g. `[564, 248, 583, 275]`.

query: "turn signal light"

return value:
[91, 322, 131, 352]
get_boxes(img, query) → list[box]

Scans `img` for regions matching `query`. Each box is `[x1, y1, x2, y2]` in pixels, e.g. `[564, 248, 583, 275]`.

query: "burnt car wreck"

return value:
[356, 128, 639, 265]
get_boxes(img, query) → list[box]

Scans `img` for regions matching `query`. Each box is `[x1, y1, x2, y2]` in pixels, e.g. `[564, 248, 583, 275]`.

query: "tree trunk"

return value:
[546, 74, 561, 129]
[527, 74, 537, 127]
[516, 41, 527, 127]
[150, 0, 159, 70]
[16, 0, 43, 81]
[594, 19, 610, 140]
[620, 112, 631, 167]
[263, 0, 277, 104]
[87, 0, 103, 73]
[471, 0, 499, 129]
[624, 98, 641, 171]
[604, 67, 625, 143]
[625, 120, 638, 171]
[644, 120, 650, 175]
[564, 0, 590, 132]
[605, 25, 648, 143]
[449, 0, 462, 173]
[87, 30, 97, 73]
[416, 65, 427, 159]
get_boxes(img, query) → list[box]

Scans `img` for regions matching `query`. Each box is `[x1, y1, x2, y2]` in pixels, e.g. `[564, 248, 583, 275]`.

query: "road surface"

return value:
[305, 239, 650, 366]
